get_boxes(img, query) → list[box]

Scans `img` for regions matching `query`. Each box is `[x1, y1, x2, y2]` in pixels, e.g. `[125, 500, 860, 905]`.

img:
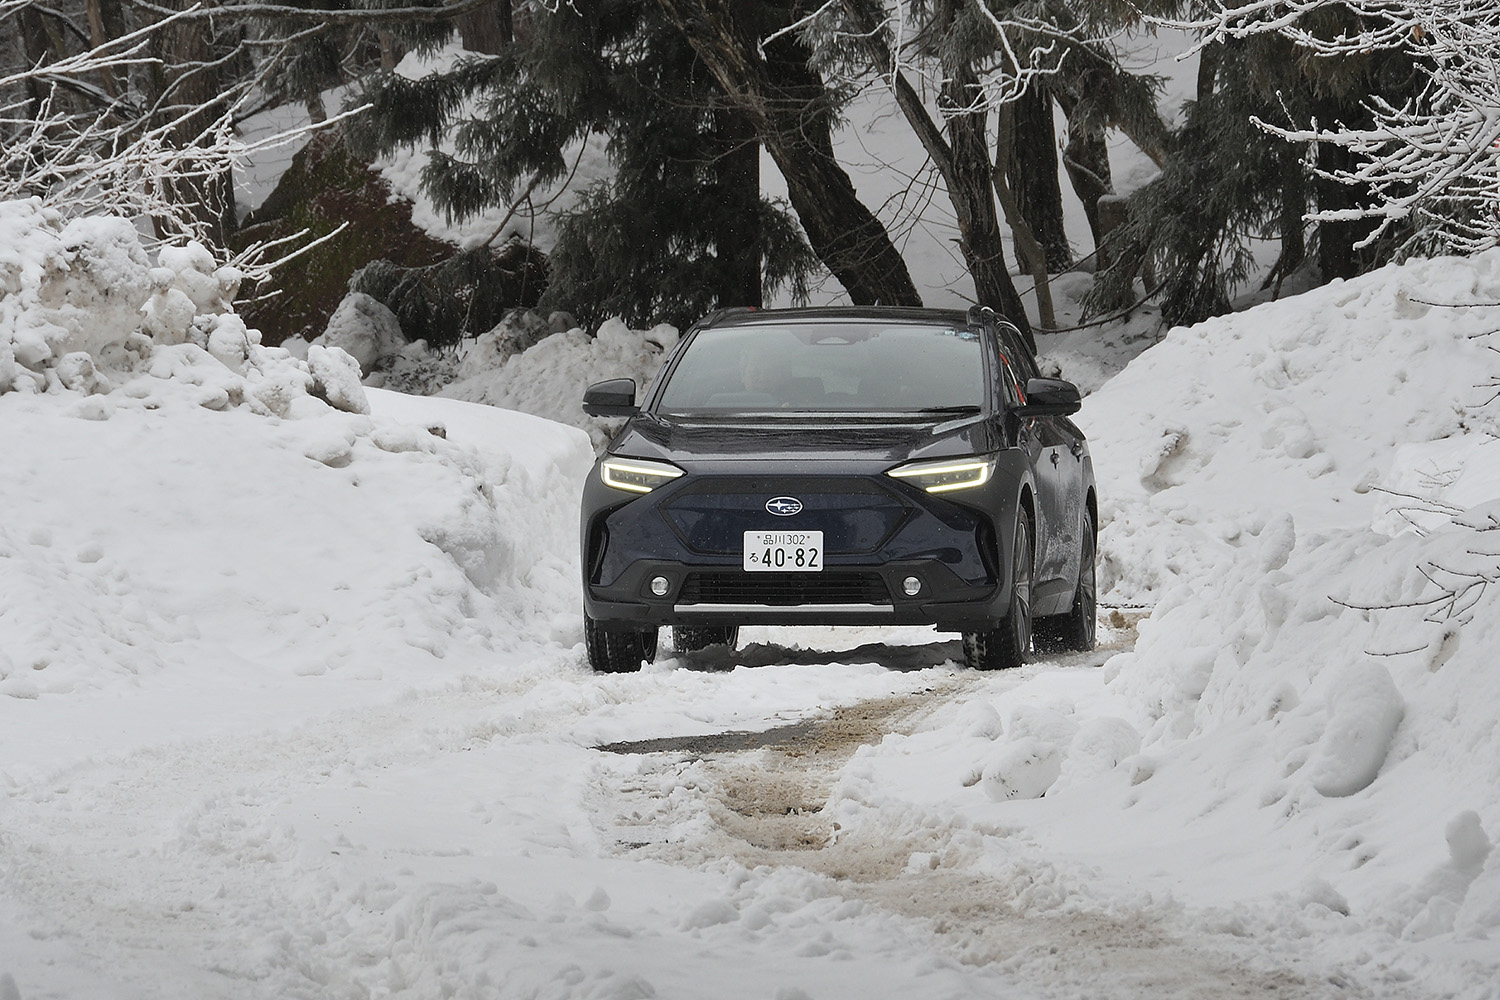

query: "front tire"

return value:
[672, 625, 739, 654]
[584, 612, 658, 673]
[963, 509, 1033, 671]
[1035, 512, 1097, 654]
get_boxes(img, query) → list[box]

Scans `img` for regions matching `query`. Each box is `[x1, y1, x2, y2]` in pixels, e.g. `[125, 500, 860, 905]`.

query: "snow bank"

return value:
[1, 199, 342, 412]
[1083, 255, 1500, 793]
[0, 199, 596, 709]
[820, 253, 1500, 985]
[440, 316, 678, 451]
[292, 291, 676, 453]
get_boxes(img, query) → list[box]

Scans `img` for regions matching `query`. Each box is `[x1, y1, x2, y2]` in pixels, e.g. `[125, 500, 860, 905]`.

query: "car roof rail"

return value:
[691, 306, 759, 331]
[965, 304, 1002, 327]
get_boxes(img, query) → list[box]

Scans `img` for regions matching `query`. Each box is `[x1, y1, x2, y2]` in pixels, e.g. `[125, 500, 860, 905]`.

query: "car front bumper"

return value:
[581, 462, 1025, 633]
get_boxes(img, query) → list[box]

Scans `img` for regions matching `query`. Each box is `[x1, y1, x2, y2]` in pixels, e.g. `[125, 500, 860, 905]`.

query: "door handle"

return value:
[1049, 451, 1060, 468]
[1069, 440, 1084, 458]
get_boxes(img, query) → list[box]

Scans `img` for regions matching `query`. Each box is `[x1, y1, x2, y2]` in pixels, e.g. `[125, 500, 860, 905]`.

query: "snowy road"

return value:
[8, 215, 1500, 996]
[3, 621, 1415, 1000]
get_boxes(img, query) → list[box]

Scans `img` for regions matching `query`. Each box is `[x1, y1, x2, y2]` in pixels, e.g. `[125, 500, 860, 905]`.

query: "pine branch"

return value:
[122, 0, 499, 26]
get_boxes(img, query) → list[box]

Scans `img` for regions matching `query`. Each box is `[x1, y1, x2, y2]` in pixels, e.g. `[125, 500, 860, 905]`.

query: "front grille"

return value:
[661, 476, 911, 556]
[679, 571, 891, 606]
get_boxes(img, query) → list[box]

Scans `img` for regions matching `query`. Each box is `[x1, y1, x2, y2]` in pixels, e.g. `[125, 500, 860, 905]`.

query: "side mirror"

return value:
[582, 377, 638, 417]
[1018, 377, 1081, 416]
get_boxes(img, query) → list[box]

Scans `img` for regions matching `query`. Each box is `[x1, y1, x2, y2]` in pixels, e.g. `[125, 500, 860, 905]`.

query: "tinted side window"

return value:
[994, 343, 1025, 408]
[997, 325, 1040, 382]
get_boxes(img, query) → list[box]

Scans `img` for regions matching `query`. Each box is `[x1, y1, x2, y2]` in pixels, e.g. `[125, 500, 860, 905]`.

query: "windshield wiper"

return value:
[913, 405, 981, 415]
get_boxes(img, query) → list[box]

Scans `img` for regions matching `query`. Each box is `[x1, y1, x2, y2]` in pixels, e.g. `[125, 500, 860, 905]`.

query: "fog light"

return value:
[650, 576, 670, 597]
[902, 576, 922, 597]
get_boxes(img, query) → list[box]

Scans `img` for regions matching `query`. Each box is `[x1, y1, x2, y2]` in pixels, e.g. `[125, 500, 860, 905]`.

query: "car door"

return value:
[998, 329, 1076, 589]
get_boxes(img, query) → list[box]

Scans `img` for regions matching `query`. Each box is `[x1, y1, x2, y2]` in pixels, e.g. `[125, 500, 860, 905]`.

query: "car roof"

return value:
[694, 305, 996, 330]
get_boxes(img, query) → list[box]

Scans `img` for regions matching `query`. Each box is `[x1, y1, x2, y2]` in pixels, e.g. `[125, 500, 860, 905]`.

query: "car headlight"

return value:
[600, 457, 685, 493]
[886, 455, 995, 493]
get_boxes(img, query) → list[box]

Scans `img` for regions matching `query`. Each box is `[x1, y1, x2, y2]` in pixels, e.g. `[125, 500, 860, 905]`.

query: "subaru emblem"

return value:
[766, 496, 803, 516]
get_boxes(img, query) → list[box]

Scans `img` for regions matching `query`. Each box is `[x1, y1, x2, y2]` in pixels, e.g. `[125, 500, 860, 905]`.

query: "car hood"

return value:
[607, 413, 994, 468]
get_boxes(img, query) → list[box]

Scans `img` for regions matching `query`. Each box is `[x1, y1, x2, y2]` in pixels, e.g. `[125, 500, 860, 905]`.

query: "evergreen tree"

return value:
[1087, 24, 1417, 327]
[251, 1, 357, 124]
[531, 5, 817, 329]
[345, 0, 820, 332]
[790, 0, 1171, 338]
[650, 0, 923, 308]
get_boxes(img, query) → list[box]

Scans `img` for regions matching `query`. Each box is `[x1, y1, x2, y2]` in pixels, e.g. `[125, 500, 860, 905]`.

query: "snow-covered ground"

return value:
[3, 197, 1500, 999]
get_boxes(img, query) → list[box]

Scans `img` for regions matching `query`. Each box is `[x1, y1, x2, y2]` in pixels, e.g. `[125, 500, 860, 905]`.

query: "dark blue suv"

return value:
[579, 306, 1096, 672]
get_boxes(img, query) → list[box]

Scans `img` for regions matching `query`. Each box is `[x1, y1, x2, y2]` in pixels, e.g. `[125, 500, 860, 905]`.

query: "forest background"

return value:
[5, 0, 1499, 354]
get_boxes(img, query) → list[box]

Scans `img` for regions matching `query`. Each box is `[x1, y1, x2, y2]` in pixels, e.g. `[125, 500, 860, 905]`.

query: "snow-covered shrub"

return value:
[0, 200, 152, 384]
[0, 198, 365, 415]
[454, 309, 579, 380]
[314, 292, 406, 375]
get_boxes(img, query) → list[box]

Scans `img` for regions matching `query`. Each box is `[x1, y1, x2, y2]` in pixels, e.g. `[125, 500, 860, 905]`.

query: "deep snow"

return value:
[3, 197, 1500, 998]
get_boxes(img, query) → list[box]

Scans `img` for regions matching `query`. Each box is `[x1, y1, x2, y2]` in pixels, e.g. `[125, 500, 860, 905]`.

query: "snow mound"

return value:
[0, 200, 595, 703]
[0, 198, 359, 417]
[979, 737, 1063, 801]
[1075, 256, 1500, 928]
[440, 317, 678, 451]
[1080, 256, 1500, 604]
[819, 253, 1500, 975]
[0, 378, 593, 702]
[314, 291, 405, 375]
[1304, 661, 1405, 798]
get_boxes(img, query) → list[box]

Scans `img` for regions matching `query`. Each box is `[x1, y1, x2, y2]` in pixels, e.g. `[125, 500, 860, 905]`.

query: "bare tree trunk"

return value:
[945, 79, 1037, 341]
[832, 0, 1033, 341]
[379, 32, 400, 70]
[1052, 87, 1113, 257]
[714, 101, 763, 307]
[20, 7, 57, 121]
[1197, 40, 1223, 102]
[458, 0, 512, 55]
[1006, 85, 1070, 273]
[995, 104, 1054, 337]
[1316, 145, 1367, 281]
[1262, 149, 1306, 296]
[84, 0, 126, 99]
[1061, 125, 1111, 253]
[654, 0, 921, 307]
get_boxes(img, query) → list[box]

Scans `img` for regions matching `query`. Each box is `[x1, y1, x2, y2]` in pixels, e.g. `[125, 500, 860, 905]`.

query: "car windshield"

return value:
[654, 322, 986, 414]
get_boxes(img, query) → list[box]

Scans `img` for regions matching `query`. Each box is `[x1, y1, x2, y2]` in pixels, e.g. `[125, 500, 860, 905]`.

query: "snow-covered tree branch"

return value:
[1, 0, 356, 279]
[1194, 0, 1500, 255]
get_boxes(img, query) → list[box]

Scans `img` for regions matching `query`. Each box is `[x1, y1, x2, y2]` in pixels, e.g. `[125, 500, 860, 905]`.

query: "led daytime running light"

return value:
[601, 458, 684, 493]
[887, 457, 994, 493]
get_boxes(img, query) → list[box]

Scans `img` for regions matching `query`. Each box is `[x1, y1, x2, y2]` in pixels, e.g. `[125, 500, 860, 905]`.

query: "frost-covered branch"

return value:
[809, 1, 1082, 115]
[125, 0, 498, 25]
[0, 0, 361, 280]
[4, 88, 235, 239]
[1190, 0, 1500, 254]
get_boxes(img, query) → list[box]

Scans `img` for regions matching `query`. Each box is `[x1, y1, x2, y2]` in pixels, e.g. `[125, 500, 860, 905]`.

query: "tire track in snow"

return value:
[587, 646, 1373, 1000]
[0, 643, 969, 998]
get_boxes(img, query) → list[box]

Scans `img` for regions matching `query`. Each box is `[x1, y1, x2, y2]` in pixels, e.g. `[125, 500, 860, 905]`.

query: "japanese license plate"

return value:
[743, 530, 823, 572]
